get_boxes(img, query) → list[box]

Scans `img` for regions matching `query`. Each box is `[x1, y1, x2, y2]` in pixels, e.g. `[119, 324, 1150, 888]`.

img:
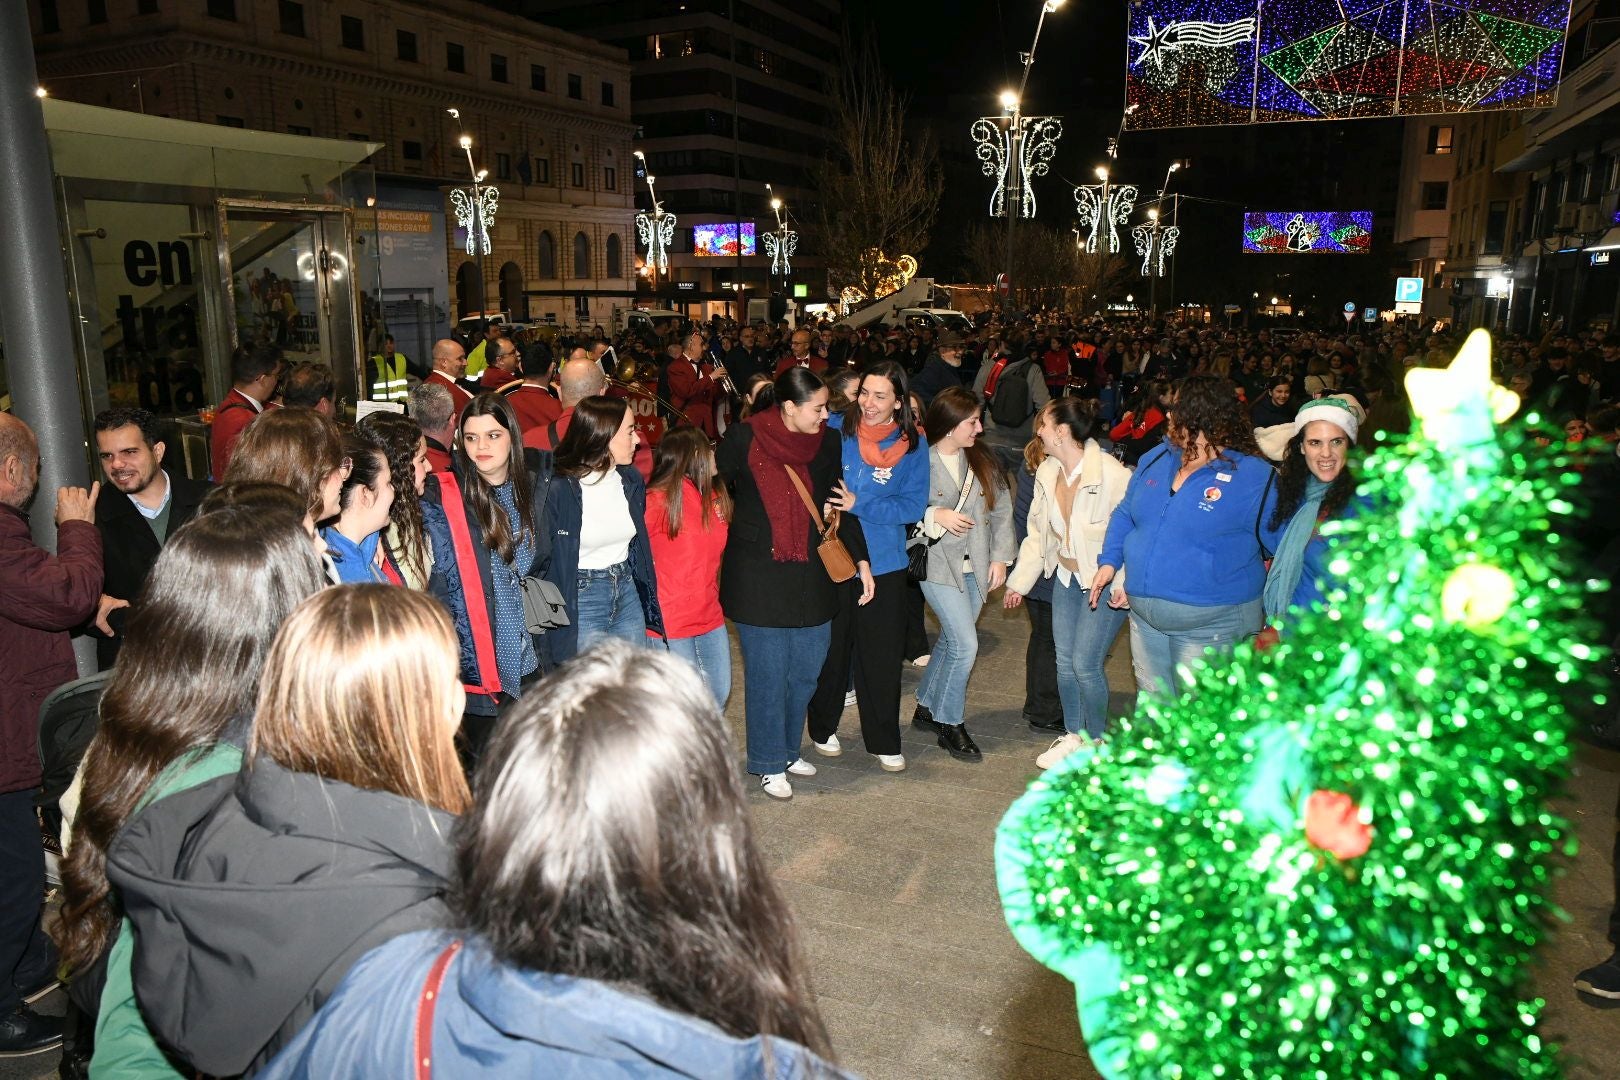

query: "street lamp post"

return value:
[632, 150, 675, 294]
[762, 183, 798, 288]
[447, 107, 495, 329]
[1076, 163, 1137, 255]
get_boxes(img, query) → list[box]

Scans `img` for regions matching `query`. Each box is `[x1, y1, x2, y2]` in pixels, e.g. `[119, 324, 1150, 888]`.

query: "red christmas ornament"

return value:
[1304, 790, 1373, 860]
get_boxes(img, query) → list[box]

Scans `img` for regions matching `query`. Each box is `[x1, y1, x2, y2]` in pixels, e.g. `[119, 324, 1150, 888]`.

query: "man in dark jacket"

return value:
[910, 331, 967, 407]
[90, 407, 209, 670]
[0, 413, 102, 1056]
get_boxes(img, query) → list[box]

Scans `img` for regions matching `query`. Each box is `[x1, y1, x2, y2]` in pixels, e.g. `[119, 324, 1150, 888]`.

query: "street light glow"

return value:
[474, 169, 488, 182]
[1043, 0, 1066, 10]
[35, 86, 47, 98]
[1271, 296, 1280, 305]
[771, 198, 783, 210]
[1095, 166, 1108, 180]
[999, 89, 1020, 111]
[1148, 208, 1158, 220]
[633, 150, 645, 160]
[458, 135, 472, 150]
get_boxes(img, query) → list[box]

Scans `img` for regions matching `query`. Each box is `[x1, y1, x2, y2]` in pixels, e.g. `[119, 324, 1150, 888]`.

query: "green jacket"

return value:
[89, 744, 242, 1080]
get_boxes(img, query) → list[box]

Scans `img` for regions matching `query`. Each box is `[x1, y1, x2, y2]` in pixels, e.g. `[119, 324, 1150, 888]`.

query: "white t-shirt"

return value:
[578, 468, 636, 569]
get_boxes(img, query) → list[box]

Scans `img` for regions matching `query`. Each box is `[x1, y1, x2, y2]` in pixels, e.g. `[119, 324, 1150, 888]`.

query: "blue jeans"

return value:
[664, 625, 732, 709]
[736, 621, 831, 775]
[1051, 576, 1129, 739]
[916, 573, 983, 727]
[1128, 594, 1262, 698]
[576, 562, 645, 650]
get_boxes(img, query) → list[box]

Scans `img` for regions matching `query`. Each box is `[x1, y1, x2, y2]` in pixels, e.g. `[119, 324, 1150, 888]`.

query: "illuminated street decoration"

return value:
[1131, 221, 1181, 276]
[636, 210, 676, 274]
[1124, 1, 1570, 129]
[1075, 183, 1138, 254]
[1243, 210, 1372, 253]
[971, 116, 1064, 219]
[839, 252, 919, 309]
[762, 230, 797, 276]
[450, 186, 499, 257]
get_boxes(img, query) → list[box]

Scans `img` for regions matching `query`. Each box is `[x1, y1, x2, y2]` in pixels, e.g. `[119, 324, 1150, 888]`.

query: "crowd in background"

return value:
[3, 300, 1619, 1075]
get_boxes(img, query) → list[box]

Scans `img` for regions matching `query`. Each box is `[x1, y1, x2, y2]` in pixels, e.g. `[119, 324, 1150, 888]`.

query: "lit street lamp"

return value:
[632, 150, 676, 291]
[762, 183, 798, 283]
[447, 107, 499, 328]
[1076, 163, 1137, 255]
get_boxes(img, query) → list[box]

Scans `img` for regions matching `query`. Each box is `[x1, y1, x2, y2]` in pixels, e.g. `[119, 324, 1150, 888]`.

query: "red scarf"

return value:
[747, 409, 823, 562]
[856, 420, 909, 469]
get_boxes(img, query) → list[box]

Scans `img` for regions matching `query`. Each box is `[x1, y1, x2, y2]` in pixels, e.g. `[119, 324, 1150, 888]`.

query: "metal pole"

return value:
[729, 0, 742, 322]
[1168, 192, 1179, 314]
[0, 16, 91, 550]
[1149, 214, 1159, 318]
[1005, 115, 1019, 313]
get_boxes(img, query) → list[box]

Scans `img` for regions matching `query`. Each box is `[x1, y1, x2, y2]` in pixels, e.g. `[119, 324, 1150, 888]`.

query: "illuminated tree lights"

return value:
[1124, 1, 1570, 129]
[1244, 210, 1373, 254]
[997, 331, 1586, 1078]
[450, 186, 499, 257]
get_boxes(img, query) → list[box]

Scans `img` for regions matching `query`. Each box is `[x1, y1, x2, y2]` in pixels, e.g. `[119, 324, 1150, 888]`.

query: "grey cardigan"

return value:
[914, 445, 1016, 594]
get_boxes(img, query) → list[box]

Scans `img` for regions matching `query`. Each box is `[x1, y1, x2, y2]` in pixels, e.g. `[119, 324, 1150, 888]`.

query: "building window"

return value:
[496, 153, 511, 180]
[571, 162, 585, 187]
[573, 231, 591, 278]
[402, 140, 423, 161]
[1427, 125, 1453, 155]
[217, 115, 246, 127]
[603, 166, 617, 191]
[340, 15, 364, 50]
[602, 82, 615, 107]
[538, 231, 556, 277]
[396, 29, 417, 62]
[1420, 182, 1448, 211]
[206, 0, 234, 19]
[39, 0, 60, 32]
[534, 157, 550, 184]
[88, 0, 108, 22]
[287, 124, 312, 136]
[491, 54, 508, 83]
[277, 0, 305, 37]
[446, 42, 465, 74]
[568, 73, 583, 100]
[605, 234, 622, 277]
[1483, 200, 1508, 256]
[530, 64, 547, 91]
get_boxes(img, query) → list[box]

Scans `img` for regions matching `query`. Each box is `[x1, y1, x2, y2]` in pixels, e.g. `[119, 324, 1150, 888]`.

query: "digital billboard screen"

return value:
[693, 222, 756, 257]
[1242, 211, 1372, 254]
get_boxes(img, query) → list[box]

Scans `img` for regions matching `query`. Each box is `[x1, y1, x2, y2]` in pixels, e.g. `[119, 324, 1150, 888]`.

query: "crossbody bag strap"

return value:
[919, 461, 973, 548]
[781, 463, 836, 535]
[413, 939, 463, 1080]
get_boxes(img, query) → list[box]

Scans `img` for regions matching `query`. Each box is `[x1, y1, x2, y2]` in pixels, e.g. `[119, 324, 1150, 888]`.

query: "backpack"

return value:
[990, 358, 1036, 427]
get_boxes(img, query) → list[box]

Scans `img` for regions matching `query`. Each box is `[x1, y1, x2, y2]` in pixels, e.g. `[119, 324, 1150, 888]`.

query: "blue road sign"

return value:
[1363, 307, 1377, 323]
[1395, 277, 1424, 304]
[1343, 301, 1356, 313]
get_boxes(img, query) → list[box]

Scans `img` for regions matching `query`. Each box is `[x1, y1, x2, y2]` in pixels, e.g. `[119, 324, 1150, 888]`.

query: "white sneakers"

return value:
[760, 773, 793, 799]
[786, 758, 817, 777]
[1036, 733, 1086, 770]
[912, 654, 931, 668]
[876, 753, 907, 772]
[843, 689, 858, 708]
[812, 733, 843, 757]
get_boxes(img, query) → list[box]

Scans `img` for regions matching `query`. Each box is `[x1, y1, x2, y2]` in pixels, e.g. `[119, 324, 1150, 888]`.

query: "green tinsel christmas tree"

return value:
[996, 331, 1593, 1078]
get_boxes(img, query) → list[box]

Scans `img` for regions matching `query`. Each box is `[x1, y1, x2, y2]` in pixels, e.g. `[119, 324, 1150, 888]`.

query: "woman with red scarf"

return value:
[716, 368, 873, 800]
[806, 361, 931, 774]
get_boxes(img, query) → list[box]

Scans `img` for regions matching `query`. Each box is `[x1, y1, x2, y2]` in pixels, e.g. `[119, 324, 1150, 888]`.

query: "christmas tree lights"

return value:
[998, 330, 1590, 1078]
[1124, 1, 1570, 129]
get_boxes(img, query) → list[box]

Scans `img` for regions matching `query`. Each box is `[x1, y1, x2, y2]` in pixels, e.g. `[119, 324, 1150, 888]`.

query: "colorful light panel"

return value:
[1243, 210, 1373, 254]
[692, 222, 756, 257]
[1125, 1, 1571, 129]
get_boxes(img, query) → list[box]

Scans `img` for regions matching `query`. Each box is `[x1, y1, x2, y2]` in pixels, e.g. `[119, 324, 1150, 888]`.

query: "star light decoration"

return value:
[971, 116, 1064, 220]
[997, 329, 1589, 1079]
[1075, 183, 1139, 254]
[1131, 217, 1180, 277]
[1124, 1, 1570, 129]
[450, 186, 499, 257]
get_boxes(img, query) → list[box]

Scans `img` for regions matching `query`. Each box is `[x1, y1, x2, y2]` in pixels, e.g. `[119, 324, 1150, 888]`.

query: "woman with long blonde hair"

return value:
[105, 586, 469, 1078]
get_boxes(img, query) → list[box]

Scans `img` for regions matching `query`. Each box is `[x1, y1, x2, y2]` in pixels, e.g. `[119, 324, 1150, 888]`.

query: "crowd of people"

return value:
[2, 304, 1618, 1074]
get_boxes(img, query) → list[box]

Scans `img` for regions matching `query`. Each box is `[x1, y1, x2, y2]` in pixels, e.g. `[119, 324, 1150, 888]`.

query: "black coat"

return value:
[92, 470, 209, 669]
[106, 759, 454, 1077]
[716, 424, 867, 628]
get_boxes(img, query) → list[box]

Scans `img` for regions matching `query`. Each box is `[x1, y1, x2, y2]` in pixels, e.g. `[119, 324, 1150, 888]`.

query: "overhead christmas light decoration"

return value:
[1075, 179, 1138, 254]
[1243, 210, 1372, 254]
[972, 116, 1064, 219]
[762, 185, 798, 277]
[1123, 1, 1570, 129]
[1131, 217, 1180, 277]
[450, 187, 499, 257]
[631, 151, 676, 277]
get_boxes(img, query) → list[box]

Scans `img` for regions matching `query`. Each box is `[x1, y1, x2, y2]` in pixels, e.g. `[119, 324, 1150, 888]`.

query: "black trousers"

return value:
[1, 788, 52, 1019]
[1610, 781, 1620, 948]
[808, 569, 907, 757]
[1023, 597, 1062, 724]
[904, 576, 931, 661]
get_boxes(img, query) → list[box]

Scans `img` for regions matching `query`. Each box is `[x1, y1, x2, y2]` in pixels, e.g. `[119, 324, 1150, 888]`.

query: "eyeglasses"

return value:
[339, 456, 354, 479]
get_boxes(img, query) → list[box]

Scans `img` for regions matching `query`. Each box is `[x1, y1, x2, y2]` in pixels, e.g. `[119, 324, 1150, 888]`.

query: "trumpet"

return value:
[709, 353, 738, 397]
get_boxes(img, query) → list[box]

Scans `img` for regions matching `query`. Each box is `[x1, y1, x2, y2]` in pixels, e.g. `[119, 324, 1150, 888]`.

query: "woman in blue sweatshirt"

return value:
[806, 361, 930, 772]
[1094, 375, 1278, 698]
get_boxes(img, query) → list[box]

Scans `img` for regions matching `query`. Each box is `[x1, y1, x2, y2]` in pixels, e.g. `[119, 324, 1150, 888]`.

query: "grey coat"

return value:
[914, 445, 1016, 594]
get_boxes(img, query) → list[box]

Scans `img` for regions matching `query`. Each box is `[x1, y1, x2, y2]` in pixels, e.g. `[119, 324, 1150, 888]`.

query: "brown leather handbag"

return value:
[782, 465, 857, 583]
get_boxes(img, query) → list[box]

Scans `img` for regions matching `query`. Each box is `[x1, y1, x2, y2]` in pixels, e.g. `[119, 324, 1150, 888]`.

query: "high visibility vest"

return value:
[465, 339, 489, 378]
[370, 352, 410, 402]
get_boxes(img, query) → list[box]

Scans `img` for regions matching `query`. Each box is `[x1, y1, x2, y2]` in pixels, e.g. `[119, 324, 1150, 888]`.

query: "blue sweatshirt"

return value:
[320, 527, 389, 584]
[1099, 444, 1278, 607]
[828, 413, 929, 577]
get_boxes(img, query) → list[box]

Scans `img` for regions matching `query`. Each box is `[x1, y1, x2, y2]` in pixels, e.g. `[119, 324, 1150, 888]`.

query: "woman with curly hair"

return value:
[1092, 374, 1279, 707]
[356, 411, 433, 588]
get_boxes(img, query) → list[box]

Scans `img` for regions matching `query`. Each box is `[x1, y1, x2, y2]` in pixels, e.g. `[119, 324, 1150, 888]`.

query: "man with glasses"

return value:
[774, 329, 826, 378]
[478, 337, 524, 391]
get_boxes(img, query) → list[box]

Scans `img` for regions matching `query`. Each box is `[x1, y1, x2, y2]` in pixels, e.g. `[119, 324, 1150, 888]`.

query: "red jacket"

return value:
[773, 354, 827, 377]
[208, 387, 264, 480]
[644, 480, 727, 638]
[665, 355, 718, 439]
[0, 507, 102, 793]
[425, 438, 452, 475]
[526, 409, 653, 480]
[426, 370, 474, 420]
[503, 384, 563, 435]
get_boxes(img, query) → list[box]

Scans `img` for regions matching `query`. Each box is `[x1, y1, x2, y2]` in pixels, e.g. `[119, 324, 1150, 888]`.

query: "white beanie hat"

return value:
[1292, 394, 1363, 443]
